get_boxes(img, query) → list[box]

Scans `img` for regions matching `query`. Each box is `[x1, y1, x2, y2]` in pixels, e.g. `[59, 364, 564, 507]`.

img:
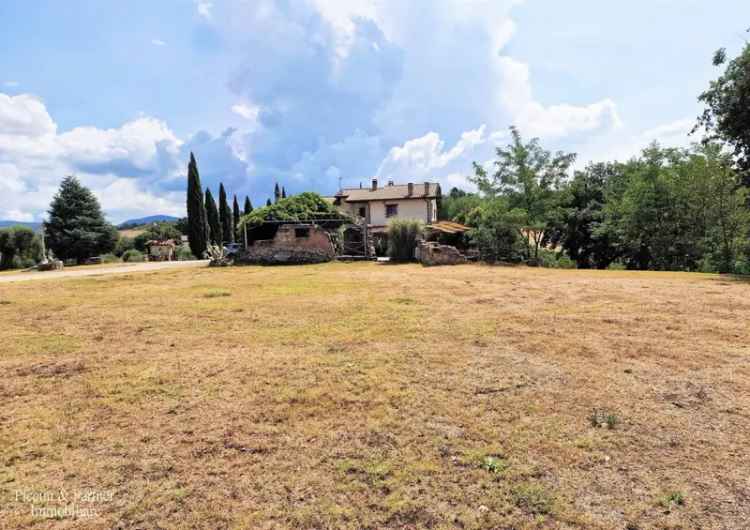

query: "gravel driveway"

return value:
[0, 260, 209, 283]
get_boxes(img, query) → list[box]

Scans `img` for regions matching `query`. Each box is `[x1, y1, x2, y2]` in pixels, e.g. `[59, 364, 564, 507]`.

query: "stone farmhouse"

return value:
[333, 179, 441, 233]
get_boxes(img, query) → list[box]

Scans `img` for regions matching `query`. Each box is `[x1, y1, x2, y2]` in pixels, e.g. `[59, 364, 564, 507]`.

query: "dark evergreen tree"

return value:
[44, 176, 118, 264]
[281, 186, 287, 199]
[274, 183, 281, 203]
[232, 195, 241, 242]
[266, 198, 272, 206]
[205, 188, 221, 245]
[243, 196, 253, 215]
[186, 152, 208, 258]
[219, 183, 233, 243]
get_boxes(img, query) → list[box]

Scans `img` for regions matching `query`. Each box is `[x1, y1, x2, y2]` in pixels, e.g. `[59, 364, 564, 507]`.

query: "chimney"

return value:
[371, 178, 378, 191]
[407, 182, 414, 196]
[387, 178, 394, 186]
[424, 182, 430, 196]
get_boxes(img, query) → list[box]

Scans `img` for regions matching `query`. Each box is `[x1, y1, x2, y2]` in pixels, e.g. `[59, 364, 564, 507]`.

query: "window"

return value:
[385, 204, 398, 218]
[358, 206, 366, 218]
[294, 227, 310, 238]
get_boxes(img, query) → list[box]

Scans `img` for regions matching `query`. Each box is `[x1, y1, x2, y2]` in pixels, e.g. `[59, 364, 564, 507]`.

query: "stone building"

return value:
[237, 223, 336, 265]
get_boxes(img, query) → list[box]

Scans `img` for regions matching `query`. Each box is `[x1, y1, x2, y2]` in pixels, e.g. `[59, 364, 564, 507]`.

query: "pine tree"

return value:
[44, 176, 118, 264]
[186, 153, 208, 258]
[205, 188, 221, 245]
[232, 195, 241, 242]
[243, 196, 253, 215]
[266, 198, 272, 206]
[219, 183, 233, 243]
[281, 186, 287, 199]
[274, 183, 281, 203]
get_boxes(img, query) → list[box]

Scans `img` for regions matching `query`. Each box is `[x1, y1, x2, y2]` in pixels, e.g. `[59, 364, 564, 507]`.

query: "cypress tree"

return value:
[205, 188, 221, 245]
[281, 186, 287, 199]
[232, 195, 241, 242]
[243, 196, 253, 215]
[45, 176, 118, 264]
[186, 153, 208, 258]
[266, 198, 272, 206]
[274, 183, 281, 203]
[219, 183, 233, 243]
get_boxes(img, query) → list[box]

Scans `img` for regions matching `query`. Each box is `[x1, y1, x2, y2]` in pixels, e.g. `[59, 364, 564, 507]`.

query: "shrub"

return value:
[538, 249, 577, 269]
[512, 483, 554, 515]
[176, 245, 196, 261]
[100, 253, 120, 264]
[114, 236, 135, 257]
[607, 261, 627, 271]
[122, 249, 144, 262]
[387, 219, 424, 261]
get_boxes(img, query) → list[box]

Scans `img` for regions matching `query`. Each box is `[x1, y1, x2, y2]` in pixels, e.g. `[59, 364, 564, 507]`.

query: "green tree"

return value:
[0, 226, 39, 269]
[219, 183, 233, 243]
[439, 187, 483, 223]
[44, 176, 117, 263]
[274, 183, 281, 203]
[695, 41, 750, 184]
[281, 186, 287, 199]
[470, 127, 575, 262]
[186, 152, 208, 258]
[548, 163, 620, 269]
[205, 188, 221, 245]
[266, 198, 272, 207]
[133, 222, 183, 251]
[243, 197, 253, 215]
[465, 198, 525, 263]
[232, 195, 241, 242]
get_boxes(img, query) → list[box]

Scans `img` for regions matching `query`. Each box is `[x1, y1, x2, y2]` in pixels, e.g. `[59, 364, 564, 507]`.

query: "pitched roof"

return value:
[338, 182, 440, 201]
[426, 221, 470, 234]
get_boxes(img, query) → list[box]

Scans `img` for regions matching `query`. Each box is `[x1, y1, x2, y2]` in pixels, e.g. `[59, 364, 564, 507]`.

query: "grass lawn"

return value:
[1, 262, 748, 529]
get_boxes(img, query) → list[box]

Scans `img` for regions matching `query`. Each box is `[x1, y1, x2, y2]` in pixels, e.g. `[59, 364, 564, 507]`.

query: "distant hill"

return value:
[117, 215, 179, 229]
[0, 220, 42, 231]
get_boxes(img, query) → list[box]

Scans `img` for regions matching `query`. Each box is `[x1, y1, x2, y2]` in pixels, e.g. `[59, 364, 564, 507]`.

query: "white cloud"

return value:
[496, 56, 622, 138]
[195, 0, 213, 19]
[151, 38, 166, 46]
[0, 92, 186, 223]
[230, 102, 259, 121]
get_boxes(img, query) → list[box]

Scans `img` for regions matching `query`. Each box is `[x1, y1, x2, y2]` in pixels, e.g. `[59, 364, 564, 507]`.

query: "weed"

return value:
[513, 483, 554, 515]
[203, 290, 231, 298]
[589, 408, 619, 429]
[660, 491, 685, 509]
[479, 455, 509, 474]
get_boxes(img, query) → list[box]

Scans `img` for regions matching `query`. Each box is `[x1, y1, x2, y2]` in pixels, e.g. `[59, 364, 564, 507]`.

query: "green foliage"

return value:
[205, 188, 221, 245]
[0, 226, 40, 269]
[387, 219, 424, 261]
[232, 195, 241, 242]
[696, 40, 750, 179]
[240, 192, 349, 226]
[439, 187, 484, 223]
[660, 491, 685, 509]
[219, 183, 233, 244]
[121, 249, 144, 262]
[470, 126, 575, 262]
[465, 198, 524, 263]
[176, 245, 196, 261]
[243, 196, 253, 216]
[133, 222, 182, 251]
[186, 152, 208, 258]
[99, 253, 120, 264]
[478, 455, 509, 474]
[589, 408, 619, 429]
[537, 249, 576, 269]
[114, 236, 135, 257]
[44, 176, 118, 264]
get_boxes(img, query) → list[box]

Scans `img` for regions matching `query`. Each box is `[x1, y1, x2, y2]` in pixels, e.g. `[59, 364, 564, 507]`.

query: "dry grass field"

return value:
[1, 263, 748, 529]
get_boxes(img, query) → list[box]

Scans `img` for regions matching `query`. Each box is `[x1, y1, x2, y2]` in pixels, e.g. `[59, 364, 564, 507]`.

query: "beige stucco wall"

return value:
[344, 198, 437, 226]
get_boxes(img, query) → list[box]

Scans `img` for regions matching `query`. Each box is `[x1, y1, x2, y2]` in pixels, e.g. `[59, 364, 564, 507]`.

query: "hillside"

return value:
[0, 220, 42, 231]
[117, 215, 179, 229]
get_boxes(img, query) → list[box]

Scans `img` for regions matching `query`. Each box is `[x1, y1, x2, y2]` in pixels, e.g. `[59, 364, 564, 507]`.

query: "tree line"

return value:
[441, 43, 750, 274]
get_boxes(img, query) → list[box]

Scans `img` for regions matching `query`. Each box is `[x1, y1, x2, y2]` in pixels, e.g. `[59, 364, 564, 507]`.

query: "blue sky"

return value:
[1, 0, 749, 223]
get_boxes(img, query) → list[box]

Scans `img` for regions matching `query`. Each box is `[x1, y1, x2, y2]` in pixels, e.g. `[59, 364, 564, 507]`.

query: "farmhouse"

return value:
[333, 179, 441, 233]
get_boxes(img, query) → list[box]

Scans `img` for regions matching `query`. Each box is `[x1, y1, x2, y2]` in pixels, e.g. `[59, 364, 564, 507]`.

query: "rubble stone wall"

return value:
[237, 225, 336, 265]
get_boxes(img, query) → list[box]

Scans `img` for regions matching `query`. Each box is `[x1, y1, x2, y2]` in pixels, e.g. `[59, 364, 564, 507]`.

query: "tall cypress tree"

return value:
[205, 188, 221, 245]
[243, 196, 253, 215]
[186, 153, 208, 258]
[232, 195, 241, 242]
[44, 176, 118, 264]
[281, 186, 287, 199]
[219, 183, 233, 243]
[274, 183, 281, 203]
[266, 198, 272, 206]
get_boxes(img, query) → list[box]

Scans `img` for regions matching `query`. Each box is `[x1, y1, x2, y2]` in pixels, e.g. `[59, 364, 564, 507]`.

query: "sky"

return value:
[1, 0, 749, 223]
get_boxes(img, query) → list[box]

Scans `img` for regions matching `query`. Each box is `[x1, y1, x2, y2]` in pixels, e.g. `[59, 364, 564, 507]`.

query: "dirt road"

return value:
[0, 260, 208, 283]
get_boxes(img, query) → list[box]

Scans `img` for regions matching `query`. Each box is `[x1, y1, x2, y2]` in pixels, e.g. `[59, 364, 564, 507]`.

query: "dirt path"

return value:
[0, 260, 208, 283]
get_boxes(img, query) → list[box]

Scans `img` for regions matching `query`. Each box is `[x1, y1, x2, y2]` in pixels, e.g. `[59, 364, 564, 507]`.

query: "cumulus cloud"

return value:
[195, 0, 213, 19]
[0, 93, 186, 223]
[496, 57, 622, 138]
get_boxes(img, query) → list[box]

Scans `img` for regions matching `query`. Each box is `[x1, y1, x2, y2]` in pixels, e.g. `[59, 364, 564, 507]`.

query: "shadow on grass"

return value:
[711, 273, 750, 284]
